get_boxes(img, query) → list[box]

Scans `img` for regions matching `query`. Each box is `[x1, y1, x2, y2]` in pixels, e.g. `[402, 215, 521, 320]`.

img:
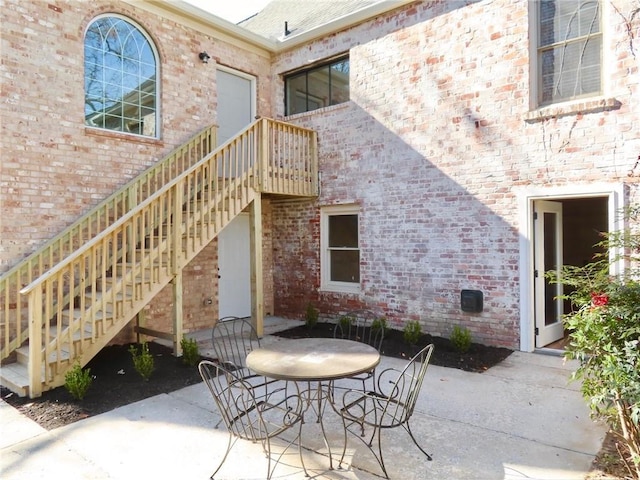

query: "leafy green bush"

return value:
[547, 204, 640, 477]
[305, 303, 318, 329]
[129, 342, 155, 381]
[338, 315, 353, 331]
[450, 325, 472, 353]
[371, 316, 388, 335]
[403, 320, 422, 345]
[64, 362, 92, 400]
[180, 336, 200, 366]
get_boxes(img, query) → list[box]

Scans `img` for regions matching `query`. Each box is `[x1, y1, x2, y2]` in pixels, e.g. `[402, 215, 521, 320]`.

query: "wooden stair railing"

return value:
[0, 124, 217, 361]
[6, 118, 317, 398]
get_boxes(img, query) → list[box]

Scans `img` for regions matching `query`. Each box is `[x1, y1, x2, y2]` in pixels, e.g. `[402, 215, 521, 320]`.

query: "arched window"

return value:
[84, 15, 158, 137]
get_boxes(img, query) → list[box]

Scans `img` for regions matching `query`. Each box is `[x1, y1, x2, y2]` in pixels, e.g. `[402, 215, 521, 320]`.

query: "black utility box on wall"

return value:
[460, 289, 483, 313]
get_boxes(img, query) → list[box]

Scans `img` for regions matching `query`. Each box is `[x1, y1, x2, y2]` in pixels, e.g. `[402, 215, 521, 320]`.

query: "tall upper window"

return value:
[537, 0, 602, 106]
[285, 56, 349, 115]
[84, 15, 158, 137]
[321, 205, 360, 293]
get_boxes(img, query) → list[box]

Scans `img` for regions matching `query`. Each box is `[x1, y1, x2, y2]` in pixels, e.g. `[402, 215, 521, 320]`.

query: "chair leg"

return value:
[404, 422, 433, 461]
[338, 414, 349, 470]
[262, 418, 307, 479]
[210, 433, 235, 479]
[265, 437, 273, 480]
[374, 428, 390, 479]
[296, 414, 309, 477]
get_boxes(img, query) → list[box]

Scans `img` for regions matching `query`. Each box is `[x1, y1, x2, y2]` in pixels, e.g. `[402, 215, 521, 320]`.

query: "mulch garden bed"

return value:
[274, 321, 513, 373]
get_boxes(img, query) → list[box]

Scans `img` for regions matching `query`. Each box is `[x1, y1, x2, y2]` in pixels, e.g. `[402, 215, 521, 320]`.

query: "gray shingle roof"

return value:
[238, 0, 381, 40]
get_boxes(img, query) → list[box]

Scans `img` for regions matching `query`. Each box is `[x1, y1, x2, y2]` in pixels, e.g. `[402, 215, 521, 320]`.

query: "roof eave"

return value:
[273, 0, 416, 51]
[152, 0, 415, 53]
[148, 0, 279, 51]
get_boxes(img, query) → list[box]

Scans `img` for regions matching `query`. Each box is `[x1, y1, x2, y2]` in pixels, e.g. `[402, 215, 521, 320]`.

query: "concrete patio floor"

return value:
[1, 317, 607, 479]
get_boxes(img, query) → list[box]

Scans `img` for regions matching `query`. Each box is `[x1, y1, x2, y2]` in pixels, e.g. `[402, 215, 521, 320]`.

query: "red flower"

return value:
[591, 292, 609, 307]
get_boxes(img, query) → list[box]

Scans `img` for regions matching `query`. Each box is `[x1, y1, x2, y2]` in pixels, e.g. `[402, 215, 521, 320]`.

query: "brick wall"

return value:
[2, 0, 638, 351]
[1, 1, 273, 271]
[270, 0, 639, 349]
[0, 0, 273, 339]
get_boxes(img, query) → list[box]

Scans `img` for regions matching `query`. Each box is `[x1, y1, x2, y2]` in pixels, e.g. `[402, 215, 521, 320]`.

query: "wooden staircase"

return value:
[0, 118, 318, 398]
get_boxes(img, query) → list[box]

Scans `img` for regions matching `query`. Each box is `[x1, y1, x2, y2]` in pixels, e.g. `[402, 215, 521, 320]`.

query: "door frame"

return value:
[216, 65, 257, 140]
[516, 183, 623, 352]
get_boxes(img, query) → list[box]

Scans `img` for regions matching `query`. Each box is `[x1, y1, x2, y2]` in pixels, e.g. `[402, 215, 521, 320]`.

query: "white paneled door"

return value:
[533, 200, 565, 347]
[216, 67, 255, 318]
[218, 214, 251, 318]
[216, 68, 254, 146]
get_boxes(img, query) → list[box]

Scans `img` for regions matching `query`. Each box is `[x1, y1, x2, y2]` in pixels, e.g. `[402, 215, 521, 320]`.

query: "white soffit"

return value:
[141, 0, 415, 53]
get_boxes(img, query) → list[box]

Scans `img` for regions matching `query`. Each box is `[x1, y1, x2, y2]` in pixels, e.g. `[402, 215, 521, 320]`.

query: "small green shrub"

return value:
[450, 325, 472, 353]
[371, 316, 388, 334]
[129, 342, 155, 381]
[305, 303, 319, 329]
[64, 362, 93, 401]
[338, 315, 353, 331]
[403, 320, 422, 345]
[180, 336, 200, 366]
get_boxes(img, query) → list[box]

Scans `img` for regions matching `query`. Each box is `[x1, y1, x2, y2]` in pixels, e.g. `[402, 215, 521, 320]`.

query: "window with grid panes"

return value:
[84, 15, 159, 137]
[537, 0, 602, 106]
[285, 57, 349, 115]
[321, 206, 360, 292]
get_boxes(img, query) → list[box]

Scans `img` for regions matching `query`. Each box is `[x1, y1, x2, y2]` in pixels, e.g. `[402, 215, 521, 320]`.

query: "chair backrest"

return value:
[198, 360, 302, 442]
[375, 343, 434, 427]
[200, 360, 274, 441]
[333, 309, 385, 351]
[211, 316, 260, 373]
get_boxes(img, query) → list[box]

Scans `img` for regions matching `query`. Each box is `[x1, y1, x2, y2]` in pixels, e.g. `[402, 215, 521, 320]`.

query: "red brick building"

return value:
[1, 0, 638, 395]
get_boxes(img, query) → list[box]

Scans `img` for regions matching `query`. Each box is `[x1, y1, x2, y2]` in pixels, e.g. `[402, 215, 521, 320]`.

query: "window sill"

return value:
[524, 97, 621, 123]
[284, 102, 350, 121]
[85, 127, 163, 145]
[319, 283, 361, 295]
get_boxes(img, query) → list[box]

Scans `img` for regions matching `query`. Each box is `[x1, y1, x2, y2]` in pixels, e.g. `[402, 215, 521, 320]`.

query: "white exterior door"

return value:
[534, 200, 565, 347]
[216, 68, 255, 146]
[216, 67, 255, 318]
[218, 214, 251, 318]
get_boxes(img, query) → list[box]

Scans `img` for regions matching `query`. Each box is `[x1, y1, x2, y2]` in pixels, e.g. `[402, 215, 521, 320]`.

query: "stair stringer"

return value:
[41, 189, 258, 393]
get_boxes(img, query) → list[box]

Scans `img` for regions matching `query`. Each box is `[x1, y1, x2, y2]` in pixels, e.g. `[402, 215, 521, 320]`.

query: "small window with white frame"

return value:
[321, 205, 360, 293]
[534, 0, 602, 107]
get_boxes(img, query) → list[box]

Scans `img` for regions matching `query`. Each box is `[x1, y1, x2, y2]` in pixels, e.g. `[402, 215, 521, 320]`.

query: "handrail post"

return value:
[27, 288, 43, 398]
[310, 130, 319, 195]
[171, 182, 184, 274]
[260, 118, 270, 192]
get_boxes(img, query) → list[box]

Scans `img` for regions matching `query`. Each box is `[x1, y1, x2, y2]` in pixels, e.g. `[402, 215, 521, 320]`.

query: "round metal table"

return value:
[246, 337, 380, 381]
[246, 338, 381, 470]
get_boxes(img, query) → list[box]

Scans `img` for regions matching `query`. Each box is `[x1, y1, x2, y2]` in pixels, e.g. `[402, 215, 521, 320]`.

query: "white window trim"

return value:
[84, 13, 161, 139]
[320, 204, 361, 294]
[528, 0, 607, 113]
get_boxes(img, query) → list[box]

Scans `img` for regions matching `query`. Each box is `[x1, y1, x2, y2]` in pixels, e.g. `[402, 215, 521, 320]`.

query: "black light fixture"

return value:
[199, 51, 211, 64]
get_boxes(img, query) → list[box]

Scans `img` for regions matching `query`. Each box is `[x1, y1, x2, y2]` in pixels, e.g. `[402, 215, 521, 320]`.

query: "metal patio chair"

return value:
[211, 316, 260, 375]
[199, 360, 307, 479]
[333, 343, 435, 479]
[211, 316, 278, 388]
[333, 309, 386, 393]
[210, 316, 283, 426]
